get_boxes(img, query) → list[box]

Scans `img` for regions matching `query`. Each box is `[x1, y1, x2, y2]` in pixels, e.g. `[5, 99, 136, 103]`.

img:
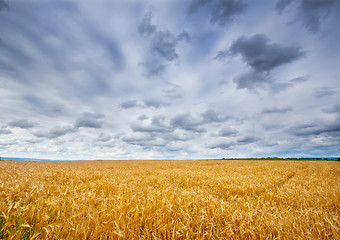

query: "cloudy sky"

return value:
[1, 0, 340, 160]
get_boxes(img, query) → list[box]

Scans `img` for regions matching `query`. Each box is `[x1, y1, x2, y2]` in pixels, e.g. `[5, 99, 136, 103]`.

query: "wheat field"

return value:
[0, 160, 339, 239]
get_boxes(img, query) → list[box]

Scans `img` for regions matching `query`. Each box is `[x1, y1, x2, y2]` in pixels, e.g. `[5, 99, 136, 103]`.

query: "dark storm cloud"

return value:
[177, 31, 191, 42]
[201, 109, 229, 123]
[290, 76, 308, 83]
[210, 137, 268, 150]
[315, 87, 337, 98]
[323, 104, 340, 115]
[25, 138, 43, 144]
[324, 121, 340, 136]
[143, 64, 167, 77]
[209, 0, 247, 26]
[187, 0, 208, 14]
[276, 0, 338, 33]
[121, 98, 171, 109]
[213, 50, 229, 61]
[87, 26, 125, 70]
[120, 100, 139, 109]
[138, 114, 148, 121]
[275, 0, 293, 14]
[33, 125, 75, 139]
[96, 133, 112, 142]
[0, 0, 8, 11]
[8, 119, 37, 129]
[233, 70, 270, 89]
[151, 31, 180, 61]
[132, 116, 198, 145]
[237, 136, 259, 144]
[75, 112, 105, 129]
[218, 80, 228, 86]
[137, 131, 195, 150]
[291, 120, 340, 137]
[236, 75, 304, 92]
[163, 85, 184, 100]
[138, 12, 189, 62]
[151, 115, 167, 126]
[170, 113, 206, 132]
[143, 98, 170, 108]
[131, 123, 173, 133]
[74, 120, 102, 129]
[23, 95, 65, 116]
[209, 142, 231, 149]
[298, 0, 337, 33]
[170, 110, 230, 134]
[0, 1, 119, 100]
[208, 135, 259, 149]
[158, 132, 194, 142]
[220, 34, 305, 90]
[138, 12, 191, 79]
[0, 1, 80, 76]
[218, 127, 238, 137]
[166, 145, 185, 152]
[0, 60, 16, 77]
[210, 138, 260, 152]
[188, 0, 247, 26]
[121, 134, 154, 147]
[0, 127, 12, 135]
[131, 115, 174, 133]
[261, 106, 293, 114]
[138, 12, 157, 37]
[290, 123, 318, 136]
[270, 81, 297, 93]
[0, 40, 35, 80]
[229, 34, 305, 72]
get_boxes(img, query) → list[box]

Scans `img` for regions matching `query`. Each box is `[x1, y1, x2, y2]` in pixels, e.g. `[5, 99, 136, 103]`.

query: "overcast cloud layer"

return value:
[1, 0, 340, 160]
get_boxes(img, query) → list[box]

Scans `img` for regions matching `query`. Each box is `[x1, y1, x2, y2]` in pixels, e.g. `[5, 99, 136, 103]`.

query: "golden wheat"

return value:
[0, 160, 339, 239]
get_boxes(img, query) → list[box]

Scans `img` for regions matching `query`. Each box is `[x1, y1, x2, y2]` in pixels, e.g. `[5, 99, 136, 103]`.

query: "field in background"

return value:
[0, 160, 339, 239]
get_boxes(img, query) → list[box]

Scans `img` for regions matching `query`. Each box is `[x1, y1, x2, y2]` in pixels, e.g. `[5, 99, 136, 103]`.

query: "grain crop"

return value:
[0, 160, 339, 239]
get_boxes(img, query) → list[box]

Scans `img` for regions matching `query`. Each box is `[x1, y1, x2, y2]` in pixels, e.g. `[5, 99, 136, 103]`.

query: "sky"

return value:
[0, 0, 340, 160]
